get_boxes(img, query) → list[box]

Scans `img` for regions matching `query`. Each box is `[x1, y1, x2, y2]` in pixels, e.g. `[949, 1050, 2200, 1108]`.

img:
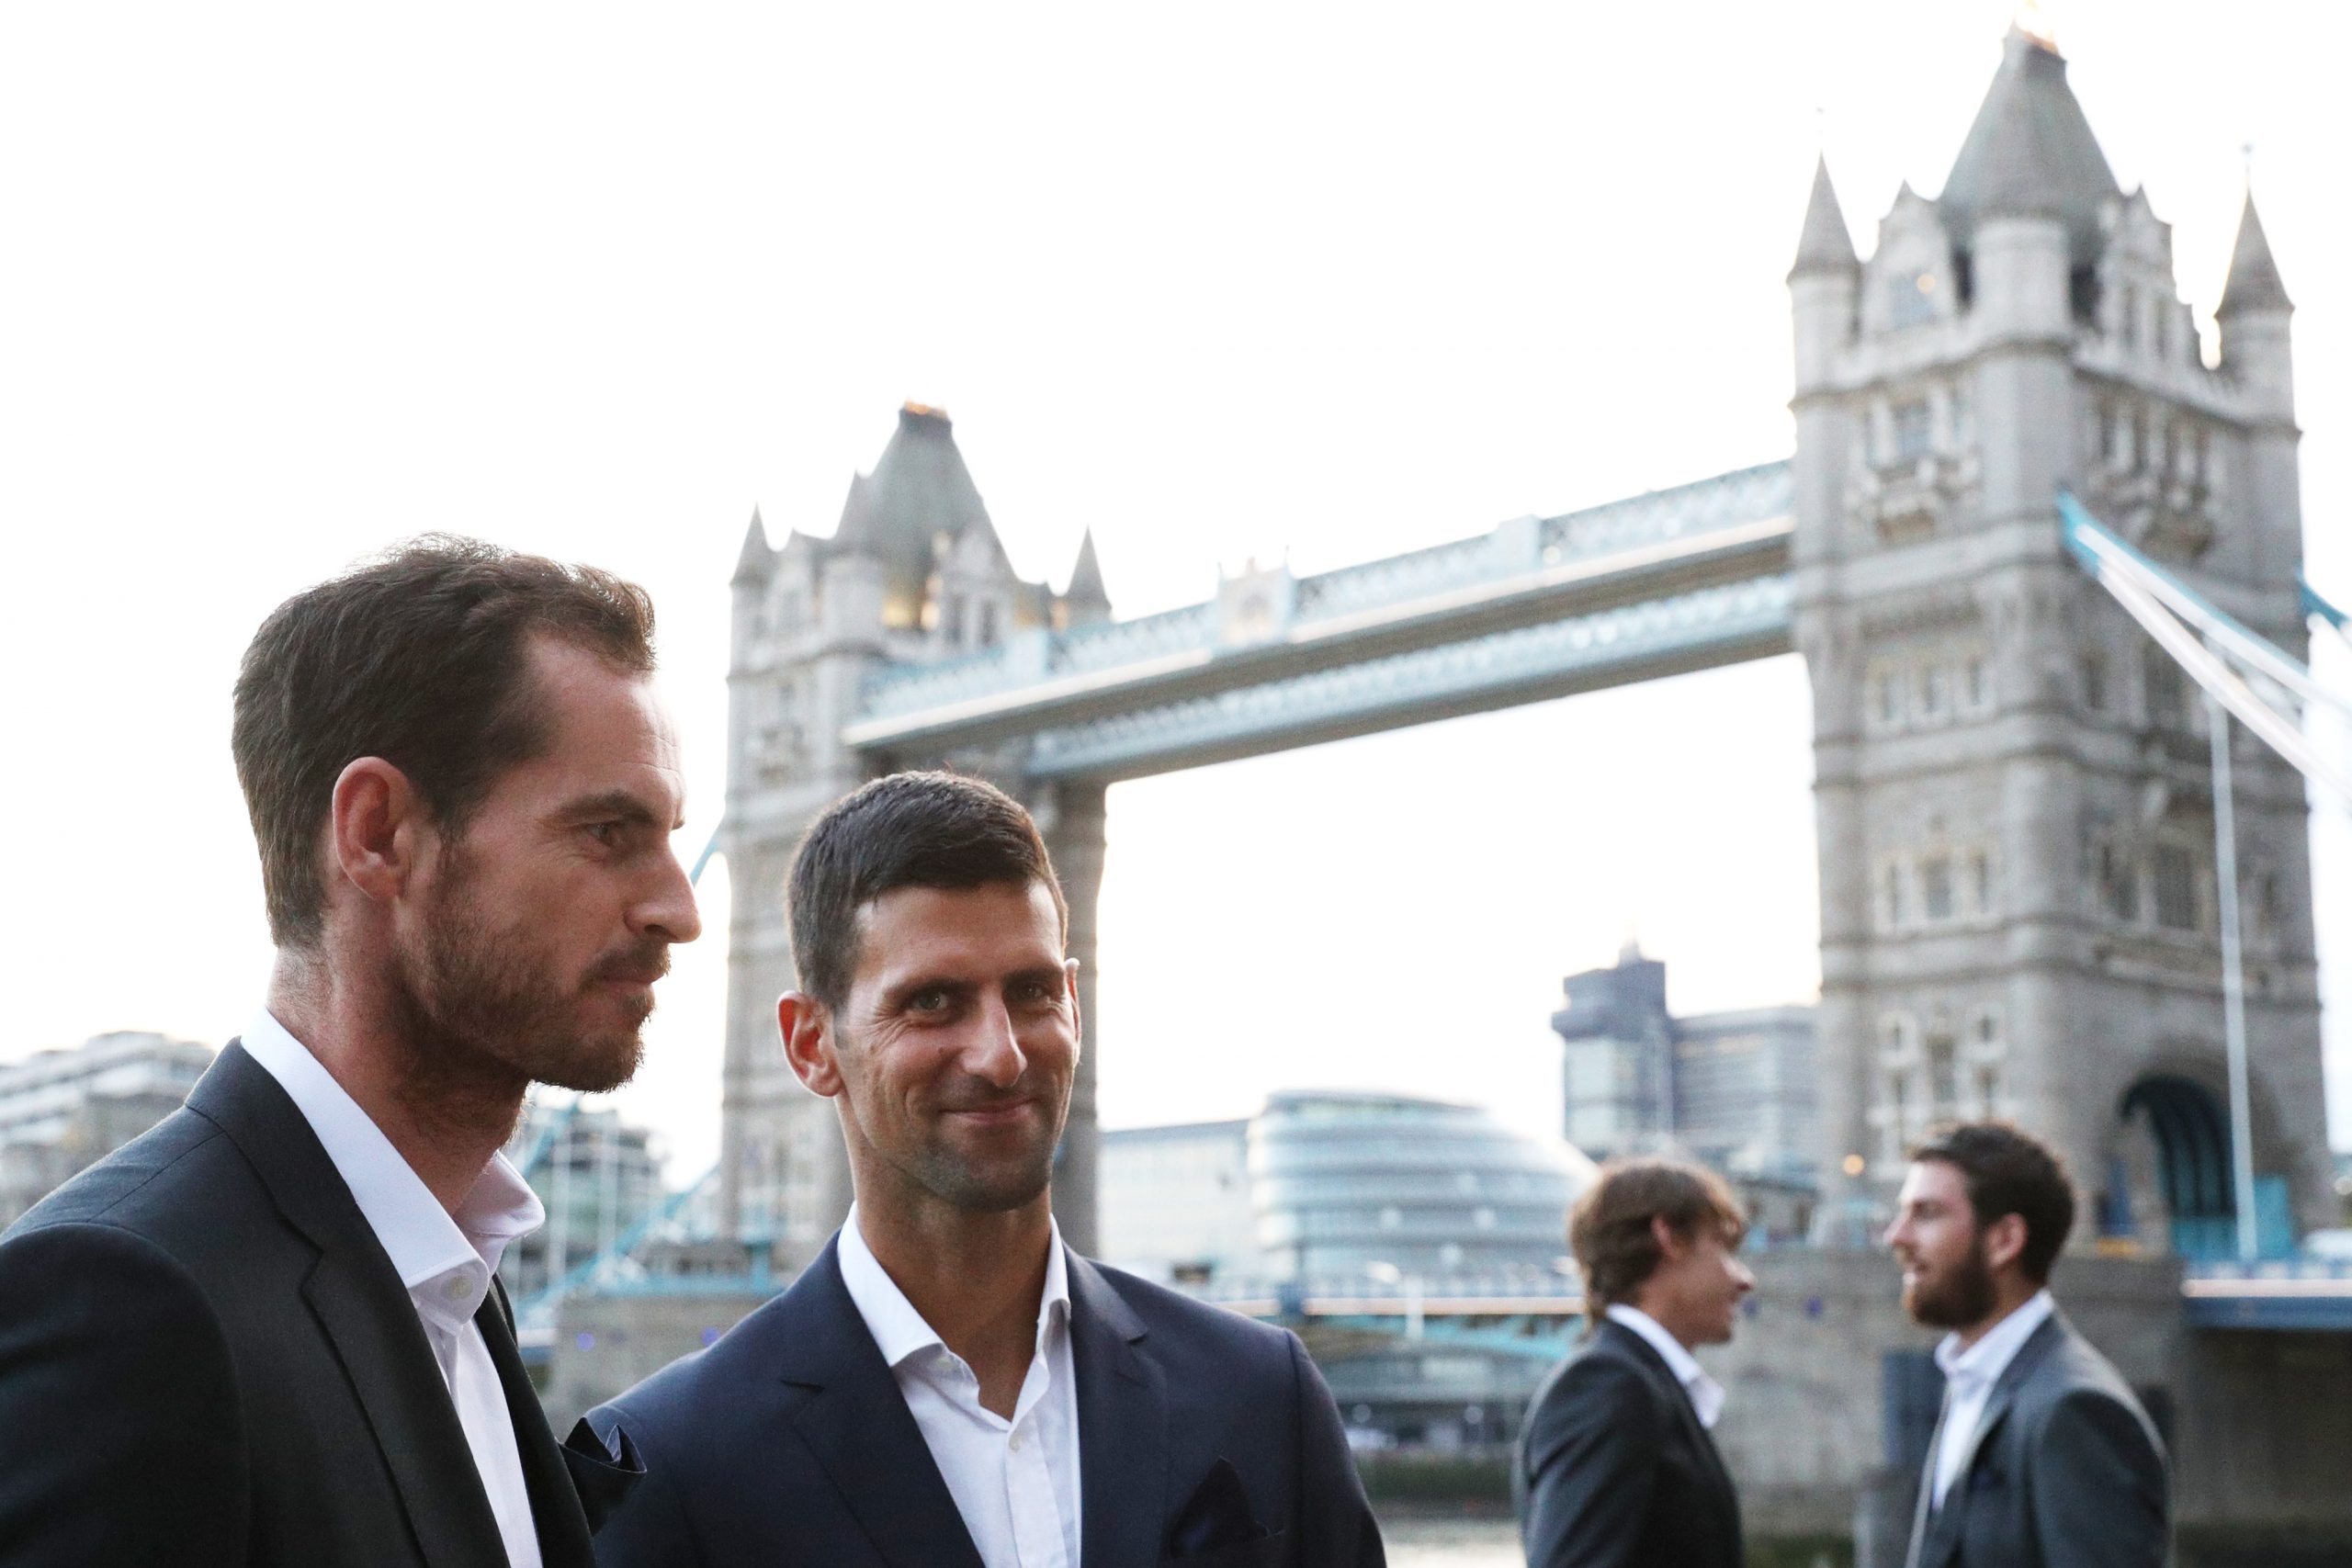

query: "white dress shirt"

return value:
[1929, 1288, 2055, 1509]
[1604, 1303, 1727, 1429]
[243, 1010, 547, 1568]
[838, 1207, 1083, 1568]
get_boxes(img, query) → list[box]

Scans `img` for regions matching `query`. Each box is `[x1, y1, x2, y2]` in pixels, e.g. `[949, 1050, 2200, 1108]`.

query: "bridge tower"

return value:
[721, 403, 1111, 1262]
[1792, 28, 2331, 1249]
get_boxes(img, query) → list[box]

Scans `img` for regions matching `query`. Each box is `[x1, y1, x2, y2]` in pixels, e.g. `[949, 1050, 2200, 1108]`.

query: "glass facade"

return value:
[1248, 1090, 1593, 1283]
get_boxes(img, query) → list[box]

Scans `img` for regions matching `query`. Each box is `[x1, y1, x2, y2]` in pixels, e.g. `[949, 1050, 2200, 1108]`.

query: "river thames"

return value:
[1379, 1516, 1519, 1566]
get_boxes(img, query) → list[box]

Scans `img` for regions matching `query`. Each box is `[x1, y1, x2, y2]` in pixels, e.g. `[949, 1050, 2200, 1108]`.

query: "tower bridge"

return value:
[718, 28, 2333, 1288]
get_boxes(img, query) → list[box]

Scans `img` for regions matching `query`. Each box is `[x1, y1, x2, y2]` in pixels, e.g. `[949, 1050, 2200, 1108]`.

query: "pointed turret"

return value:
[732, 507, 774, 585]
[2217, 192, 2292, 317]
[830, 403, 1005, 610]
[1061, 528, 1111, 625]
[1938, 28, 2120, 266]
[1789, 156, 1859, 280]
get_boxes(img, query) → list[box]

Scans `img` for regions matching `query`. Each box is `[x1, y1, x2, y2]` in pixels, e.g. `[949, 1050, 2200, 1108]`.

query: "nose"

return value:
[635, 840, 704, 947]
[1733, 1258, 1756, 1293]
[1882, 1214, 1907, 1250]
[965, 993, 1027, 1089]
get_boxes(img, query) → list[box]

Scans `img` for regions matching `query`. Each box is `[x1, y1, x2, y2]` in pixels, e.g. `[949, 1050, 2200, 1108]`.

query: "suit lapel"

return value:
[773, 1242, 988, 1568]
[1069, 1256, 1170, 1568]
[1601, 1321, 1736, 1507]
[187, 1043, 509, 1568]
[481, 1280, 596, 1568]
[1938, 1314, 2064, 1519]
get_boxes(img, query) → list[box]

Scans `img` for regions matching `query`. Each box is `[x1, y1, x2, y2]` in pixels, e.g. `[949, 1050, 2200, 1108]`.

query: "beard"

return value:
[387, 850, 666, 1096]
[1904, 1236, 1999, 1329]
[860, 1071, 1068, 1213]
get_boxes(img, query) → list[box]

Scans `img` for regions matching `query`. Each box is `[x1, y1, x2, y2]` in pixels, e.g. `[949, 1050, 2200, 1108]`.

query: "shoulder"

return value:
[1525, 1329, 1671, 1438]
[1076, 1259, 1305, 1382]
[590, 1267, 826, 1448]
[5, 1106, 255, 1258]
[2014, 1323, 2160, 1450]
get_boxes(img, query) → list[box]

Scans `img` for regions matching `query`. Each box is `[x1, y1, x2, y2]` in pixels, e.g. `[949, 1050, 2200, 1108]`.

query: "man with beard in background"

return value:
[1885, 1122, 2167, 1568]
[584, 770, 1385, 1568]
[0, 538, 701, 1565]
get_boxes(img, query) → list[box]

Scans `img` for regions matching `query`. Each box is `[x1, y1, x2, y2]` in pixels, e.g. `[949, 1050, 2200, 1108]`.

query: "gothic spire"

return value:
[731, 506, 773, 584]
[1937, 27, 2120, 265]
[1063, 527, 1111, 618]
[1789, 155, 1859, 279]
[2217, 191, 2293, 317]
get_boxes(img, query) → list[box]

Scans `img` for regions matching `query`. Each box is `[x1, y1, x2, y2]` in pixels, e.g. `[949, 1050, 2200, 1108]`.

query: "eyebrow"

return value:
[559, 788, 684, 831]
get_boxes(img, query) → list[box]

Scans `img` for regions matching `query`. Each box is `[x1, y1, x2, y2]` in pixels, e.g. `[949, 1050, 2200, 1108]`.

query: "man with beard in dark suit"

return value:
[1515, 1157, 1752, 1568]
[0, 539, 700, 1565]
[1886, 1122, 2166, 1568]
[586, 770, 1385, 1568]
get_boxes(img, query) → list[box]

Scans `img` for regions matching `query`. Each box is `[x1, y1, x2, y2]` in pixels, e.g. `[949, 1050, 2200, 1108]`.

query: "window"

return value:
[943, 594, 966, 644]
[978, 602, 1000, 647]
[2119, 284, 2139, 349]
[1883, 863, 1905, 928]
[2083, 653, 2109, 713]
[1890, 271, 1937, 329]
[2154, 843, 2199, 931]
[2098, 840, 2139, 922]
[1928, 1035, 1960, 1111]
[1963, 657, 1991, 714]
[1875, 671, 1903, 728]
[2097, 402, 2116, 464]
[1969, 851, 1996, 916]
[2153, 302, 2171, 362]
[1893, 400, 1933, 461]
[1973, 1064, 2003, 1117]
[1919, 665, 1951, 721]
[1921, 855, 1956, 921]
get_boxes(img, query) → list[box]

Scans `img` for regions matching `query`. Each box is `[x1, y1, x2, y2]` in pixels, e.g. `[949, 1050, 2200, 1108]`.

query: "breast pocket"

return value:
[1162, 1528, 1289, 1568]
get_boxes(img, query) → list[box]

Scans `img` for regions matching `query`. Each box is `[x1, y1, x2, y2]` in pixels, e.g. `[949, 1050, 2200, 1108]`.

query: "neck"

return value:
[267, 953, 528, 1214]
[1953, 1278, 2043, 1352]
[1621, 1294, 1696, 1353]
[854, 1179, 1054, 1368]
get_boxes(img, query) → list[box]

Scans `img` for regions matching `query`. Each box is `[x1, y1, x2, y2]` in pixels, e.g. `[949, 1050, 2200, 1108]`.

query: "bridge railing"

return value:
[853, 459, 1794, 729]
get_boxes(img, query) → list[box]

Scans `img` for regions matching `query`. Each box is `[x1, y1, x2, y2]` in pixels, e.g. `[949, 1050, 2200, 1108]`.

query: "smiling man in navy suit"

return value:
[588, 770, 1384, 1568]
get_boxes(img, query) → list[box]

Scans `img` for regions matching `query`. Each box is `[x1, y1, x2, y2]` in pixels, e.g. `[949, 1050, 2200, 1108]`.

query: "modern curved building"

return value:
[1248, 1090, 1596, 1283]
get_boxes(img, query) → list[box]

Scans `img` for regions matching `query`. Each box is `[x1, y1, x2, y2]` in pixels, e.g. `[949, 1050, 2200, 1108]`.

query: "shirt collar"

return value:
[838, 1203, 1071, 1371]
[240, 1009, 544, 1329]
[1934, 1288, 2056, 1386]
[1604, 1303, 1726, 1427]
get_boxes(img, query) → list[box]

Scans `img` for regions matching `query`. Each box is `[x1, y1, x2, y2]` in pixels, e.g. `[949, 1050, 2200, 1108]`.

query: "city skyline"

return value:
[6, 2, 2348, 1181]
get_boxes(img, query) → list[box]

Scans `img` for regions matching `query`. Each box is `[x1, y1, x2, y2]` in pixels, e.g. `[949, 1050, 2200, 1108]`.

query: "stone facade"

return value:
[1790, 30, 2330, 1249]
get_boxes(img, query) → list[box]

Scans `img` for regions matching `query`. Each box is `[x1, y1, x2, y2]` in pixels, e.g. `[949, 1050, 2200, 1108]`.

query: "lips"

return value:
[943, 1099, 1036, 1125]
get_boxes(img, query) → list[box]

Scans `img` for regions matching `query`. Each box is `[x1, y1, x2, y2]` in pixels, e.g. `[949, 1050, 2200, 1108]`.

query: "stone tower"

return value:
[1791, 29, 2330, 1248]
[721, 403, 1113, 1263]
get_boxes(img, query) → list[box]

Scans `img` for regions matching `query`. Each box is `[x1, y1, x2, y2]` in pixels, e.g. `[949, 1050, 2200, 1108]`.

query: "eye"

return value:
[583, 821, 622, 846]
[907, 987, 952, 1014]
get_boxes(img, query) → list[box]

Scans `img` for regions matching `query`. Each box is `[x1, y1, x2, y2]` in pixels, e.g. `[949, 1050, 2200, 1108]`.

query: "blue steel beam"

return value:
[845, 461, 1793, 757]
[1023, 574, 1794, 782]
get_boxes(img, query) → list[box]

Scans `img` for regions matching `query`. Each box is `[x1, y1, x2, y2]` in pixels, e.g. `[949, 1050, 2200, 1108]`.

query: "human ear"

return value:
[1983, 1212, 2029, 1274]
[328, 758, 422, 909]
[778, 992, 843, 1099]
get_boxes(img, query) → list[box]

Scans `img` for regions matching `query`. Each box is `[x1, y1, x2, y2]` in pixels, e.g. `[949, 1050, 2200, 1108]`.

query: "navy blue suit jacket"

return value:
[586, 1235, 1385, 1568]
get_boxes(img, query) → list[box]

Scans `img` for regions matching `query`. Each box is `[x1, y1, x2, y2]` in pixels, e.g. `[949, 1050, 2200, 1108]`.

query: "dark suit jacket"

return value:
[0, 1041, 611, 1567]
[1905, 1308, 2168, 1568]
[585, 1234, 1385, 1568]
[1514, 1318, 1742, 1568]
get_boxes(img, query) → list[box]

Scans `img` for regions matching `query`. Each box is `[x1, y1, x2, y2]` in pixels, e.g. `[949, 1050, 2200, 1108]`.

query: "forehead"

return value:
[1900, 1159, 1969, 1210]
[499, 638, 682, 803]
[849, 880, 1064, 983]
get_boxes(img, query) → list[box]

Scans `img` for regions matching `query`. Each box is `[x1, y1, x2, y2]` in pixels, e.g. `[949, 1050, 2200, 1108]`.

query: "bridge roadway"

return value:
[844, 459, 1795, 778]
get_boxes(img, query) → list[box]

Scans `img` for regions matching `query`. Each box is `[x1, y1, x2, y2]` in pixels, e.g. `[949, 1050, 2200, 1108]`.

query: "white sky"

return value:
[6, 2, 2349, 1182]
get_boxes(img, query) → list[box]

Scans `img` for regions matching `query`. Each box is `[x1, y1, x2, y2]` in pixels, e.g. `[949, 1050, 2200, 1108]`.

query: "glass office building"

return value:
[1248, 1089, 1594, 1283]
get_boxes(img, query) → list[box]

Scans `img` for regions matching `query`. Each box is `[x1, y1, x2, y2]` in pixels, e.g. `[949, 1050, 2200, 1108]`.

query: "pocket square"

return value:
[1170, 1457, 1269, 1557]
[562, 1417, 647, 1534]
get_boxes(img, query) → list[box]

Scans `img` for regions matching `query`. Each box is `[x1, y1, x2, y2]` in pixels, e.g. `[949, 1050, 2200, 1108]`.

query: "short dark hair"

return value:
[1910, 1121, 2076, 1284]
[787, 771, 1066, 1009]
[1569, 1157, 1747, 1319]
[232, 536, 657, 947]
